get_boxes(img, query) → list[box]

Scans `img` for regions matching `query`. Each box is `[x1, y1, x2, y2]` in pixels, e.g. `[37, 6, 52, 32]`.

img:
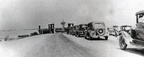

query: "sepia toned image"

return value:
[0, 0, 144, 57]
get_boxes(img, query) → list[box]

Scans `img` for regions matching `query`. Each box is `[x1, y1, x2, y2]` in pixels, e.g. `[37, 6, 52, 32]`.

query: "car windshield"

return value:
[138, 14, 144, 22]
[109, 28, 114, 31]
[79, 25, 87, 30]
[93, 23, 104, 29]
[81, 25, 87, 28]
[125, 27, 131, 30]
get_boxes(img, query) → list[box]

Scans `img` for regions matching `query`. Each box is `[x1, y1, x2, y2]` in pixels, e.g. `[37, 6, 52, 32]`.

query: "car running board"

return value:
[130, 39, 144, 46]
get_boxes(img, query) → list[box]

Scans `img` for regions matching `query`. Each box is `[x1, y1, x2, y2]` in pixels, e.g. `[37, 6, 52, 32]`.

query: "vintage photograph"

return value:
[0, 0, 144, 57]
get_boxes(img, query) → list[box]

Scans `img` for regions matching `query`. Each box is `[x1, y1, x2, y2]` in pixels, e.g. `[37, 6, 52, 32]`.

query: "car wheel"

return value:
[105, 36, 108, 40]
[76, 34, 79, 37]
[115, 35, 117, 37]
[119, 36, 127, 50]
[75, 33, 78, 37]
[85, 34, 91, 40]
[67, 32, 69, 34]
[77, 34, 80, 37]
[75, 33, 77, 36]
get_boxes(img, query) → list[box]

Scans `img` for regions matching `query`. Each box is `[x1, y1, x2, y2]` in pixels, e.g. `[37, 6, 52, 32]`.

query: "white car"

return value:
[119, 10, 144, 50]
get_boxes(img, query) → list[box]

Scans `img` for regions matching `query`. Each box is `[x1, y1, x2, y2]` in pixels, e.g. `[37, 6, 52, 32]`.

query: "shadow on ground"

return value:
[123, 48, 144, 56]
[87, 38, 107, 41]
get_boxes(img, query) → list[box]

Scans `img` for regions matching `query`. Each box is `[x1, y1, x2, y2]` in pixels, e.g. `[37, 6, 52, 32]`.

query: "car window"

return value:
[79, 25, 87, 30]
[93, 23, 104, 29]
[82, 25, 87, 28]
[125, 27, 131, 30]
[139, 14, 144, 22]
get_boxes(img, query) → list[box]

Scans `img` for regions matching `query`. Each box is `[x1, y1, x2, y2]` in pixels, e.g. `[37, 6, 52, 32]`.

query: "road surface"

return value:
[64, 34, 144, 57]
[0, 33, 143, 57]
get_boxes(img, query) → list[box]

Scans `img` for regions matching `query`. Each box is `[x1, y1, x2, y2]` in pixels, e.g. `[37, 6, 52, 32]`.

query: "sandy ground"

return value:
[0, 30, 38, 40]
[0, 34, 50, 57]
[0, 33, 144, 57]
[25, 33, 94, 57]
[0, 33, 94, 57]
[64, 34, 144, 57]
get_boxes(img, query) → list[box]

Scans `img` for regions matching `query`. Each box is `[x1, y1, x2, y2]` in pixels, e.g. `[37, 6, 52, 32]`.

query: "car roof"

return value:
[68, 23, 74, 24]
[121, 25, 131, 27]
[79, 24, 87, 25]
[89, 21, 104, 24]
[136, 10, 144, 15]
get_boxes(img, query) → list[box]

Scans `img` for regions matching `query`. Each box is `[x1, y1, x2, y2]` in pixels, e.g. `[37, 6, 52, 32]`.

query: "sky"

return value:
[0, 0, 144, 30]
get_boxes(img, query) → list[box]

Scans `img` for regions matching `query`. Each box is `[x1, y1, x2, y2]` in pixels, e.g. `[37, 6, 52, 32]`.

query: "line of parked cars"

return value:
[65, 10, 144, 50]
[67, 21, 109, 40]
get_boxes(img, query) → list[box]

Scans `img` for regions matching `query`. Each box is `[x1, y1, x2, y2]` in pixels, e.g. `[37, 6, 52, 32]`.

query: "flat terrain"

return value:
[0, 33, 143, 57]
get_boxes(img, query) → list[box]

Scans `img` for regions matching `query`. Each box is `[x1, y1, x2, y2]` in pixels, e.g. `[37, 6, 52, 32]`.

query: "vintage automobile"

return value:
[69, 25, 78, 36]
[84, 21, 109, 40]
[67, 23, 74, 34]
[69, 25, 78, 35]
[108, 28, 119, 37]
[55, 28, 65, 33]
[75, 24, 87, 37]
[119, 10, 144, 50]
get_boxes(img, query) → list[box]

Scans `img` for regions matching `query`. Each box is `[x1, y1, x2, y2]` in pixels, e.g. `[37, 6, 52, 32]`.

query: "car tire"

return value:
[75, 32, 78, 37]
[85, 33, 91, 40]
[76, 34, 79, 37]
[105, 36, 108, 40]
[119, 36, 127, 50]
[85, 36, 91, 40]
[77, 34, 80, 37]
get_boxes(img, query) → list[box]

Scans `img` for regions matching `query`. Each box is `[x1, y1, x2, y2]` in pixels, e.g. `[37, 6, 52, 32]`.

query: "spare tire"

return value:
[97, 29, 105, 35]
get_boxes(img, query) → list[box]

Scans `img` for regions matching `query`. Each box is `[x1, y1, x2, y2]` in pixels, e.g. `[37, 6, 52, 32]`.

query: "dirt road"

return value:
[25, 33, 94, 57]
[64, 34, 144, 57]
[0, 33, 94, 57]
[0, 33, 144, 57]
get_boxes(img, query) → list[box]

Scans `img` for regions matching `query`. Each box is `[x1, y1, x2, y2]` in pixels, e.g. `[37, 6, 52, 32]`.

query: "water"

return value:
[0, 30, 38, 39]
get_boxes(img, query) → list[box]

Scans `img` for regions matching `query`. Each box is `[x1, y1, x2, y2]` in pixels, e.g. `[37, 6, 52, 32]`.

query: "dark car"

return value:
[75, 24, 87, 37]
[55, 28, 63, 32]
[67, 23, 74, 34]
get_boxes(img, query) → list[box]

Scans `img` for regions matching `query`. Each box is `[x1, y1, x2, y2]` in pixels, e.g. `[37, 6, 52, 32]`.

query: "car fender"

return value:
[87, 30, 95, 37]
[105, 28, 109, 36]
[121, 31, 133, 44]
